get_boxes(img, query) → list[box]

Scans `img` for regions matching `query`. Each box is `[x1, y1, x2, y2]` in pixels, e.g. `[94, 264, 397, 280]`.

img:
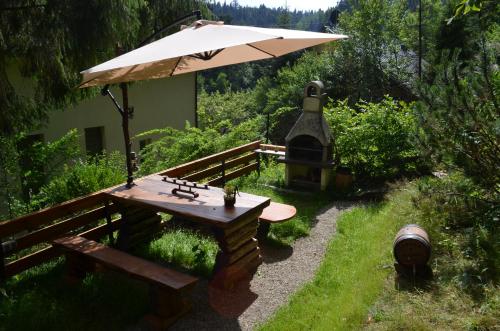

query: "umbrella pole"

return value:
[120, 83, 134, 188]
[100, 85, 135, 188]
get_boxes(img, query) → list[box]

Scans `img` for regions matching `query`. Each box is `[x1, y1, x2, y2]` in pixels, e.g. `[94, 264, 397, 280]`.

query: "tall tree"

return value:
[0, 0, 211, 137]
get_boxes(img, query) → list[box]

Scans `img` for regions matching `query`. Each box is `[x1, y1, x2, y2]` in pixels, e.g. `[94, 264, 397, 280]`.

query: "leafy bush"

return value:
[255, 50, 337, 117]
[18, 129, 81, 194]
[137, 119, 264, 176]
[324, 97, 430, 181]
[27, 152, 125, 211]
[1, 129, 82, 218]
[197, 89, 259, 130]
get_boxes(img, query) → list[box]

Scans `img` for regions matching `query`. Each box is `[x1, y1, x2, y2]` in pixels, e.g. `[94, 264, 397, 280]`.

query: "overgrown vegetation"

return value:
[364, 174, 499, 331]
[0, 131, 126, 219]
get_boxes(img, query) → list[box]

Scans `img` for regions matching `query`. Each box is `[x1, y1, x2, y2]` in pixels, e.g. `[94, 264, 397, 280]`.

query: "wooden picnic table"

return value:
[103, 174, 271, 288]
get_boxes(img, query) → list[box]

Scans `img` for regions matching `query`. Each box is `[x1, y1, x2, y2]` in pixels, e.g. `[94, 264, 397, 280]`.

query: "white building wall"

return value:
[8, 63, 196, 153]
[34, 74, 196, 153]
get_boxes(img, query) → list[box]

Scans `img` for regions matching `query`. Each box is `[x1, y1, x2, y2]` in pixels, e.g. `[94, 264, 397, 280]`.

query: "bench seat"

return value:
[258, 202, 297, 238]
[53, 235, 198, 330]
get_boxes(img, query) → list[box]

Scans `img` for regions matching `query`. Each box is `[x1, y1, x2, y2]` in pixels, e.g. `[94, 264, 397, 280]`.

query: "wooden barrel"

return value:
[393, 224, 431, 267]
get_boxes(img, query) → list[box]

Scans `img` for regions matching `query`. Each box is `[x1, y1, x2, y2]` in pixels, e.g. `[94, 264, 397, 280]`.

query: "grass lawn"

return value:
[258, 180, 500, 331]
[257, 186, 411, 331]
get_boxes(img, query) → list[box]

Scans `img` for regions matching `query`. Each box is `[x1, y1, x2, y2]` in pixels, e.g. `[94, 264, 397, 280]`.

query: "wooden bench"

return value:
[52, 235, 198, 330]
[257, 202, 297, 239]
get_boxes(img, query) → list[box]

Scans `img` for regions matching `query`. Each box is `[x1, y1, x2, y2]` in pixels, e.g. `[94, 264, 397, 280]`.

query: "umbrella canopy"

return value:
[80, 20, 347, 87]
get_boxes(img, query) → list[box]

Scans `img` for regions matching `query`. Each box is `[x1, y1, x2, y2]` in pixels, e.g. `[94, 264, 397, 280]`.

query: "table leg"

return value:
[211, 211, 263, 290]
[116, 204, 162, 251]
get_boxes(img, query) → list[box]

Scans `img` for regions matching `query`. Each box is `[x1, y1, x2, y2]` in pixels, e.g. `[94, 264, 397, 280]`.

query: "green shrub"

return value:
[137, 119, 264, 176]
[197, 89, 259, 130]
[28, 152, 125, 210]
[325, 97, 430, 182]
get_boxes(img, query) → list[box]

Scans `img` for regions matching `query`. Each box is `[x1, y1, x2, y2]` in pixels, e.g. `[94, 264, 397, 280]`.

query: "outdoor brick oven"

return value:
[278, 81, 334, 190]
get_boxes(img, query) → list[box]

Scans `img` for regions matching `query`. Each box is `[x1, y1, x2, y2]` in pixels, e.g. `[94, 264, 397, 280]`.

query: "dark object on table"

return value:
[162, 176, 209, 198]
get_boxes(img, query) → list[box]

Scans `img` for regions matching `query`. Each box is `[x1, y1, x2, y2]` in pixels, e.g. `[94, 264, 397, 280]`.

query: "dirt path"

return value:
[169, 201, 357, 331]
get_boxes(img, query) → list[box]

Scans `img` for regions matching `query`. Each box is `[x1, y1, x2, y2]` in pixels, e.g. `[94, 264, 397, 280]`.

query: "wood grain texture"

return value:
[0, 193, 109, 238]
[12, 204, 119, 253]
[159, 141, 260, 178]
[260, 144, 286, 152]
[53, 236, 197, 291]
[207, 162, 258, 187]
[4, 218, 122, 278]
[182, 152, 257, 183]
[104, 175, 270, 228]
[259, 202, 297, 223]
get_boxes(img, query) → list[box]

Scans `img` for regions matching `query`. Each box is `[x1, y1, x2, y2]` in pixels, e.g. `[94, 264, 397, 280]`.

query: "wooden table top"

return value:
[103, 175, 271, 228]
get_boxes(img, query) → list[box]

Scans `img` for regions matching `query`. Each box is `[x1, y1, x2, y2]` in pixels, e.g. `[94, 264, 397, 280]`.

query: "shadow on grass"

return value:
[0, 259, 149, 331]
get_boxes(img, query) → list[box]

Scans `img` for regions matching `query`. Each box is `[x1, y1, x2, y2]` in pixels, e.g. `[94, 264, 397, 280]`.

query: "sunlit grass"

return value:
[136, 227, 219, 277]
[258, 186, 412, 331]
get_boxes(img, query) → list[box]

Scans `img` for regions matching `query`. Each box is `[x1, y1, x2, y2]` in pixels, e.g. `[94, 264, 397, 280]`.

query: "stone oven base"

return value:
[284, 164, 331, 191]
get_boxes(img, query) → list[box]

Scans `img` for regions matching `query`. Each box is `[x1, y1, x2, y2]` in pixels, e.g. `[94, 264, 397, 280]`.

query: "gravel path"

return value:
[170, 201, 356, 331]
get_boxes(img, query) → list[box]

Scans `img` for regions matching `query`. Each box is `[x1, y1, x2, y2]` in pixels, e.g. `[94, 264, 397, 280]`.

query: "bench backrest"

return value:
[0, 193, 120, 279]
[159, 141, 261, 186]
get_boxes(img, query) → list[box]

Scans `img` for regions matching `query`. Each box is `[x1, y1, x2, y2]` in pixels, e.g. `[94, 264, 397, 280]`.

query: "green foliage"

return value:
[0, 259, 149, 331]
[26, 152, 125, 212]
[137, 118, 264, 176]
[137, 227, 219, 277]
[136, 125, 220, 175]
[18, 129, 80, 196]
[448, 0, 498, 24]
[0, 129, 81, 219]
[260, 194, 408, 331]
[416, 48, 499, 192]
[0, 135, 21, 219]
[365, 176, 499, 331]
[267, 106, 301, 144]
[331, 0, 414, 101]
[257, 50, 337, 116]
[0, 0, 212, 137]
[197, 89, 259, 130]
[324, 97, 429, 181]
[414, 173, 499, 286]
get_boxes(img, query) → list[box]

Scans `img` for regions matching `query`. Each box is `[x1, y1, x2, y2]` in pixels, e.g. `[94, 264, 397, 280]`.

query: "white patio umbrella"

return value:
[80, 20, 347, 87]
[79, 20, 347, 187]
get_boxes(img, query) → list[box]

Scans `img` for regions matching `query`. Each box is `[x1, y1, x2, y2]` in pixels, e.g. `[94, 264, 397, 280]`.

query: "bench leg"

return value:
[257, 221, 270, 240]
[64, 253, 96, 284]
[143, 286, 191, 330]
[211, 211, 263, 290]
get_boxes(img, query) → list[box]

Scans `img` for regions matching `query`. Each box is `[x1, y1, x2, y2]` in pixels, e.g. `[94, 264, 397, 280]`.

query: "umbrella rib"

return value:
[247, 44, 277, 58]
[170, 56, 183, 76]
[78, 77, 98, 88]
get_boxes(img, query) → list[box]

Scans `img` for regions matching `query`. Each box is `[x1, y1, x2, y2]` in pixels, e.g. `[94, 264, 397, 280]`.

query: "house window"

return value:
[84, 126, 104, 156]
[139, 138, 152, 151]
